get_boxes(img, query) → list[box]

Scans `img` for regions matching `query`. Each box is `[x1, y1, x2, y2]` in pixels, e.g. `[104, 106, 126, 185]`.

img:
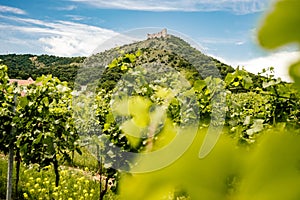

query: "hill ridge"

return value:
[1, 34, 241, 87]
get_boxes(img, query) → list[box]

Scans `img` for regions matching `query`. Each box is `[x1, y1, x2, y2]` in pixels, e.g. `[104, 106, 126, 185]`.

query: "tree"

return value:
[14, 75, 81, 187]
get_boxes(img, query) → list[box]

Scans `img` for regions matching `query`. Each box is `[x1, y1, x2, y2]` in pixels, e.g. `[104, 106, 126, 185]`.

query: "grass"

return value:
[0, 154, 9, 199]
[70, 146, 99, 172]
[0, 143, 191, 200]
[0, 150, 118, 200]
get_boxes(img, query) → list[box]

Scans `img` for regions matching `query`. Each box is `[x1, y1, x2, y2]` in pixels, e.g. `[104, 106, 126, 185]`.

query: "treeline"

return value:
[0, 54, 85, 87]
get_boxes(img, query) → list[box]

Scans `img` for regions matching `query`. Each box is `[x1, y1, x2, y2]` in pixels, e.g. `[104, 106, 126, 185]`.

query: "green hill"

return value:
[75, 34, 238, 90]
[0, 34, 260, 89]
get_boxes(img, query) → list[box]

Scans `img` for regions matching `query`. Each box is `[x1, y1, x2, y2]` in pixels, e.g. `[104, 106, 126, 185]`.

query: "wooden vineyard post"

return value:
[6, 94, 16, 200]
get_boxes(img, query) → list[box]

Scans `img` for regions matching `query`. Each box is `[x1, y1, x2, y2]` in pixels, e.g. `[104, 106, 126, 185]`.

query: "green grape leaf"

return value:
[262, 80, 276, 88]
[128, 96, 152, 128]
[225, 73, 235, 85]
[18, 96, 28, 108]
[121, 64, 128, 71]
[152, 118, 176, 151]
[243, 76, 253, 89]
[42, 97, 49, 107]
[125, 53, 136, 63]
[193, 80, 207, 91]
[111, 97, 130, 116]
[233, 82, 239, 87]
[243, 116, 251, 126]
[120, 120, 143, 138]
[238, 132, 300, 200]
[246, 119, 264, 136]
[258, 0, 300, 49]
[103, 123, 110, 131]
[289, 60, 300, 88]
[258, 0, 300, 89]
[120, 120, 143, 148]
[34, 132, 43, 144]
[154, 87, 174, 100]
[135, 49, 142, 57]
[119, 130, 246, 200]
[108, 58, 118, 68]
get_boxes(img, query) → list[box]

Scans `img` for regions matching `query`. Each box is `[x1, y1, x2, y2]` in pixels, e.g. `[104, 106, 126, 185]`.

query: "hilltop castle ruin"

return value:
[147, 28, 168, 39]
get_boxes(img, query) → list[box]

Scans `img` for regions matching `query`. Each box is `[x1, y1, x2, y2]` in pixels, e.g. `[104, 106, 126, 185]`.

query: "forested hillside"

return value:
[0, 54, 85, 87]
[0, 35, 234, 82]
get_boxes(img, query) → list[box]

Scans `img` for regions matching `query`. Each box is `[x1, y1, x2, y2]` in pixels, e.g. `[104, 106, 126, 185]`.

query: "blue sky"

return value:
[0, 0, 299, 81]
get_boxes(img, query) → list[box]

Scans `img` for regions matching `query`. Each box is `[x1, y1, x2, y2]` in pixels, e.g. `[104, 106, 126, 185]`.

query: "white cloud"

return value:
[65, 15, 89, 21]
[235, 41, 245, 46]
[70, 0, 179, 11]
[69, 0, 270, 14]
[56, 5, 77, 11]
[200, 37, 246, 45]
[0, 15, 122, 56]
[0, 5, 27, 15]
[227, 51, 300, 82]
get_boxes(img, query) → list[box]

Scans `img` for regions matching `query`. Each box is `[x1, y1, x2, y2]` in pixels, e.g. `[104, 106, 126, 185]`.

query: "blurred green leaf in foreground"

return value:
[119, 128, 300, 200]
[258, 0, 300, 89]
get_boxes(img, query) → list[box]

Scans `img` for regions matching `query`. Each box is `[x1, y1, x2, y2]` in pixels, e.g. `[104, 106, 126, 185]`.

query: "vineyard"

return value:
[1, 0, 300, 199]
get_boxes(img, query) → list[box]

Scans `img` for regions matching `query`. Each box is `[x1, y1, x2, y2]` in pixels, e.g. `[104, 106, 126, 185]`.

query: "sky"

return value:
[0, 0, 299, 81]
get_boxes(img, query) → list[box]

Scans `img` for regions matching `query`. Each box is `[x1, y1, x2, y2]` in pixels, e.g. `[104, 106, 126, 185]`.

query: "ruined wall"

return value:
[147, 28, 167, 39]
